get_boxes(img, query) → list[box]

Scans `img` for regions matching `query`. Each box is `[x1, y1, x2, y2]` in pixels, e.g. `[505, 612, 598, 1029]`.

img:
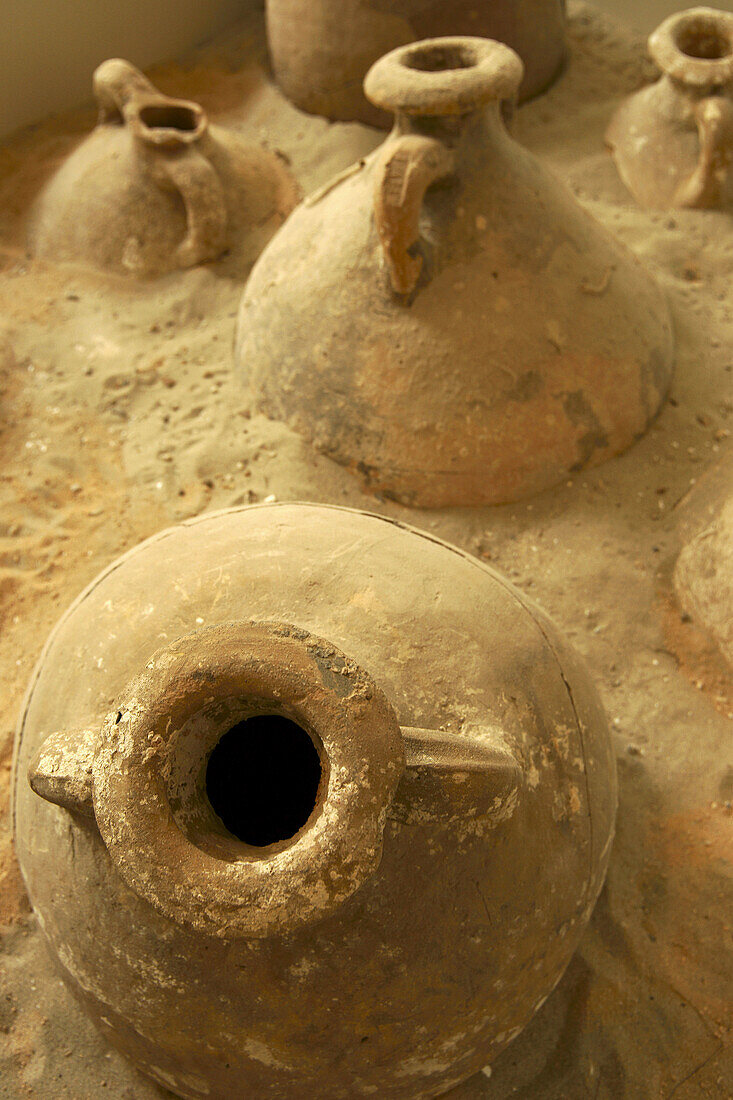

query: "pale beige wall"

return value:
[609, 0, 733, 33]
[0, 0, 258, 137]
[2, 1, 733, 138]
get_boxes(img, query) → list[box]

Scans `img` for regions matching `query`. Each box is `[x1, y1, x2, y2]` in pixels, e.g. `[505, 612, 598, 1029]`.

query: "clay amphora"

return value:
[267, 0, 566, 124]
[28, 59, 300, 277]
[675, 494, 733, 666]
[14, 503, 617, 1100]
[236, 37, 675, 509]
[607, 8, 733, 209]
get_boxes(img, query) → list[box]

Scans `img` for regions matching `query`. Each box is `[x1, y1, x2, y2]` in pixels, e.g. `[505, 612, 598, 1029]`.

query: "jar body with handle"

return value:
[13, 502, 617, 1100]
[28, 59, 300, 277]
[236, 37, 674, 509]
[607, 8, 733, 209]
[266, 0, 566, 124]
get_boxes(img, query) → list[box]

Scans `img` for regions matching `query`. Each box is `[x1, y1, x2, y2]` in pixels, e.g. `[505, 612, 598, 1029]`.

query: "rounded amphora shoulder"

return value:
[13, 503, 617, 1100]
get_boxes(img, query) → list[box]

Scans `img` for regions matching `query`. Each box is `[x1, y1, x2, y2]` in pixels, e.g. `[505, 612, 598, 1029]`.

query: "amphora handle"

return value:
[365, 37, 524, 295]
[675, 94, 733, 207]
[373, 135, 454, 296]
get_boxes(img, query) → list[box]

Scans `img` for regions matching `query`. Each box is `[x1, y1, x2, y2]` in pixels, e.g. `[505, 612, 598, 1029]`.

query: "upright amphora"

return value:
[28, 59, 299, 276]
[267, 0, 567, 123]
[237, 37, 674, 508]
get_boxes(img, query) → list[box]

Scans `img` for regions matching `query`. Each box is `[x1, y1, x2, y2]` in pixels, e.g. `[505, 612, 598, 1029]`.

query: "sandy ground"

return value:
[0, 3, 731, 1098]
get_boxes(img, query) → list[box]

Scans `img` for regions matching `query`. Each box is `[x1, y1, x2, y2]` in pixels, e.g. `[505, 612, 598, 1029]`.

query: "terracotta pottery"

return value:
[236, 37, 674, 509]
[675, 494, 733, 666]
[607, 8, 733, 209]
[266, 0, 566, 124]
[13, 503, 617, 1100]
[28, 59, 300, 277]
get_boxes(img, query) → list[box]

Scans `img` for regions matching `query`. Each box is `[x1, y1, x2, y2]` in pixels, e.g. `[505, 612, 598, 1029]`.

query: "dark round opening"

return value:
[205, 715, 322, 847]
[676, 22, 731, 60]
[139, 103, 199, 132]
[403, 43, 476, 72]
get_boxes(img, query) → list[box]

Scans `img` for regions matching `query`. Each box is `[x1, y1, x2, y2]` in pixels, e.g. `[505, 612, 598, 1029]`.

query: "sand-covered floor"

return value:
[0, 3, 731, 1097]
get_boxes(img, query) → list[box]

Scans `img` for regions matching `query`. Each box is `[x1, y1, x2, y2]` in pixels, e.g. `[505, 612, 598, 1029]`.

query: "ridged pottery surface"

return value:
[266, 0, 566, 123]
[236, 37, 674, 509]
[28, 59, 300, 277]
[13, 503, 617, 1100]
[607, 7, 733, 209]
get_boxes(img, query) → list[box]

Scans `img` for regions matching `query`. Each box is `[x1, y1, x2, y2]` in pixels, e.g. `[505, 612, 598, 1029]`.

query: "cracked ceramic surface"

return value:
[13, 502, 617, 1100]
[236, 36, 674, 509]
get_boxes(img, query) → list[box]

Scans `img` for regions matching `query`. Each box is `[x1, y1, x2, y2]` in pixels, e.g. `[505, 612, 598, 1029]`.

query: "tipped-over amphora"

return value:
[14, 502, 617, 1100]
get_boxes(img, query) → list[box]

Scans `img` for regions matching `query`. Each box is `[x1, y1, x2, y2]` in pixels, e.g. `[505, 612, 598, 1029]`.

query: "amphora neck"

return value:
[28, 621, 523, 940]
[93, 58, 208, 149]
[650, 8, 733, 96]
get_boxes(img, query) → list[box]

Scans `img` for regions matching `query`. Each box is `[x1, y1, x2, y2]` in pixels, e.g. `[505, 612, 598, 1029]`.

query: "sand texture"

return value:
[0, 3, 731, 1097]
